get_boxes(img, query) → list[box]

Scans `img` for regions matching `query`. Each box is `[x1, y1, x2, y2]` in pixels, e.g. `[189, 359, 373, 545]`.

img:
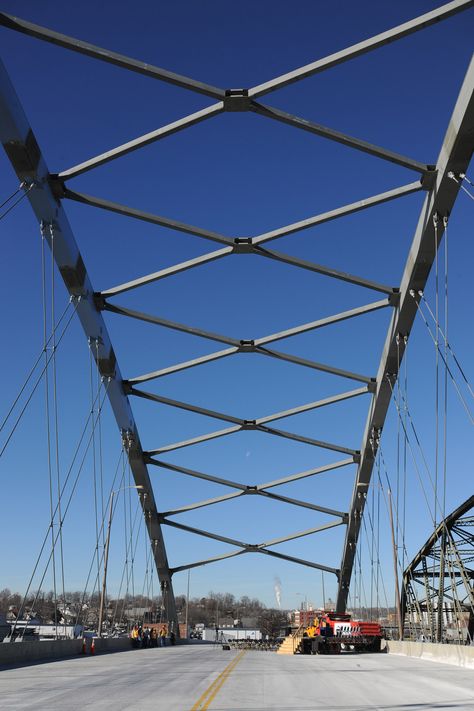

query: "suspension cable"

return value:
[448, 171, 474, 201]
[49, 223, 67, 635]
[89, 340, 101, 606]
[419, 294, 474, 402]
[41, 221, 58, 638]
[0, 300, 74, 435]
[385, 381, 436, 525]
[0, 183, 24, 211]
[12, 379, 111, 638]
[411, 296, 474, 423]
[77, 447, 125, 626]
[401, 334, 408, 575]
[0, 300, 80, 460]
[0, 182, 33, 221]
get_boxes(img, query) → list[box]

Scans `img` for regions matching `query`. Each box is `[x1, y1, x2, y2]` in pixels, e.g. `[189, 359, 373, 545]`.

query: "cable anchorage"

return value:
[121, 428, 136, 453]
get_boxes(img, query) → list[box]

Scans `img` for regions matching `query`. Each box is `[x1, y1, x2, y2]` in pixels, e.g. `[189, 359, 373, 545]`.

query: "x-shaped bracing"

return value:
[2, 0, 473, 607]
[165, 518, 343, 577]
[147, 457, 350, 573]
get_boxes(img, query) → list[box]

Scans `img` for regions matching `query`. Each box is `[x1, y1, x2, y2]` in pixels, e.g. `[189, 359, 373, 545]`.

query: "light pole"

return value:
[98, 485, 143, 637]
[184, 569, 190, 638]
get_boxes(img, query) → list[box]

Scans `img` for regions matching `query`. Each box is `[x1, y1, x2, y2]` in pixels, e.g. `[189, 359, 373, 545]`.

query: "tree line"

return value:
[0, 588, 288, 637]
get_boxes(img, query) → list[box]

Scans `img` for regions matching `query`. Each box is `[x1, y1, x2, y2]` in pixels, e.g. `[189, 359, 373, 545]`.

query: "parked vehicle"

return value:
[302, 612, 383, 654]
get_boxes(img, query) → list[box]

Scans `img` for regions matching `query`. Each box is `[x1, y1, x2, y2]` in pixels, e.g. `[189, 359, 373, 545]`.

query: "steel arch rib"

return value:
[336, 57, 474, 611]
[0, 59, 179, 632]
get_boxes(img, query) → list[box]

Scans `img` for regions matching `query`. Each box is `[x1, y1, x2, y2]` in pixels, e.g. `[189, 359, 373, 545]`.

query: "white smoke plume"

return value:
[274, 576, 282, 609]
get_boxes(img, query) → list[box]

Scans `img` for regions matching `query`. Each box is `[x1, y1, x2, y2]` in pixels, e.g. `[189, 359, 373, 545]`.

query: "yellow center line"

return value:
[190, 650, 247, 710]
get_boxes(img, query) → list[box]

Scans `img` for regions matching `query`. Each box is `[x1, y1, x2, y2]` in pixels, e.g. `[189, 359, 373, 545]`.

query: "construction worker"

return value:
[130, 625, 140, 649]
[159, 625, 167, 647]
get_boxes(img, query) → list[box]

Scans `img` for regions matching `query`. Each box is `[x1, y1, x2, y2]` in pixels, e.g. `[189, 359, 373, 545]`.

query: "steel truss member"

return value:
[0, 2, 473, 629]
[401, 496, 474, 644]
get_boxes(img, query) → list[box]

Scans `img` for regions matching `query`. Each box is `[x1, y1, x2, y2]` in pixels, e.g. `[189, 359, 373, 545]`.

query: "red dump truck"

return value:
[301, 612, 383, 654]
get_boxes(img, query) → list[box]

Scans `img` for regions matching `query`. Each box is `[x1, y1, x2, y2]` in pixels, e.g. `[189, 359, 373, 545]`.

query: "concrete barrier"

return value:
[0, 637, 132, 667]
[0, 639, 82, 666]
[386, 640, 474, 669]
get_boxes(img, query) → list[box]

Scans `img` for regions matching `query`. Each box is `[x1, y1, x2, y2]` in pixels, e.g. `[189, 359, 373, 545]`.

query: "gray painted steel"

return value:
[1, 3, 473, 610]
[248, 0, 474, 98]
[0, 60, 179, 632]
[336, 56, 474, 611]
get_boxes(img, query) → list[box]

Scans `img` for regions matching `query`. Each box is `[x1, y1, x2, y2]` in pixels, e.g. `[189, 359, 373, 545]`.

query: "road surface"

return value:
[0, 645, 473, 710]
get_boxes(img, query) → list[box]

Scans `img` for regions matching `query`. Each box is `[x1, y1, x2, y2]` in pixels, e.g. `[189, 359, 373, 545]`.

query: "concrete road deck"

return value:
[0, 645, 473, 710]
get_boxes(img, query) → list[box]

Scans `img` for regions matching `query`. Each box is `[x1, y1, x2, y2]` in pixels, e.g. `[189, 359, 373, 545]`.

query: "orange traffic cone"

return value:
[81, 638, 86, 655]
[90, 638, 95, 655]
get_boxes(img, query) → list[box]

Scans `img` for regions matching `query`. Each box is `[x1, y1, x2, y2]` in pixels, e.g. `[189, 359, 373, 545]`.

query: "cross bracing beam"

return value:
[157, 458, 350, 518]
[171, 549, 247, 575]
[337, 56, 474, 612]
[105, 298, 392, 350]
[171, 547, 339, 576]
[254, 387, 370, 425]
[259, 549, 339, 575]
[129, 384, 369, 427]
[62, 188, 235, 247]
[104, 298, 392, 358]
[127, 348, 239, 384]
[147, 457, 353, 492]
[0, 59, 179, 631]
[100, 247, 233, 298]
[252, 247, 395, 295]
[101, 244, 394, 299]
[253, 299, 393, 345]
[104, 303, 240, 346]
[255, 347, 373, 385]
[258, 458, 355, 489]
[146, 425, 242, 455]
[252, 182, 424, 246]
[58, 103, 224, 180]
[247, 0, 474, 99]
[162, 488, 347, 519]
[258, 425, 359, 456]
[161, 517, 343, 573]
[126, 345, 373, 386]
[145, 421, 358, 457]
[147, 459, 248, 491]
[250, 102, 432, 175]
[2, 3, 472, 602]
[0, 12, 226, 100]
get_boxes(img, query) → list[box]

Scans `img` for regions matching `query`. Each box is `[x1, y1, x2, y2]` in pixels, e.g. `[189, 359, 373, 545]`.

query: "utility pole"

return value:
[185, 569, 190, 638]
[98, 491, 115, 638]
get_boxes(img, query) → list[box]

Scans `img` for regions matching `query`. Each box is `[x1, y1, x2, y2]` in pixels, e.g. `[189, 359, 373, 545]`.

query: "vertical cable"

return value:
[89, 342, 101, 603]
[128, 462, 136, 600]
[41, 222, 58, 639]
[402, 336, 408, 575]
[50, 224, 67, 636]
[396, 335, 401, 556]
[376, 457, 381, 622]
[433, 214, 440, 527]
[442, 217, 449, 523]
[370, 481, 375, 620]
[95, 340, 105, 548]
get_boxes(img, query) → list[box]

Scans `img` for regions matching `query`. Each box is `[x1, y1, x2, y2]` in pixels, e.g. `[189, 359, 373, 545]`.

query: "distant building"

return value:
[202, 627, 262, 642]
[291, 608, 319, 628]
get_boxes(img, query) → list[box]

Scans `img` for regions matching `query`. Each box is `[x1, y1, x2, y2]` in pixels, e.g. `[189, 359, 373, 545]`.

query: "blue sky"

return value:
[0, 0, 473, 613]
